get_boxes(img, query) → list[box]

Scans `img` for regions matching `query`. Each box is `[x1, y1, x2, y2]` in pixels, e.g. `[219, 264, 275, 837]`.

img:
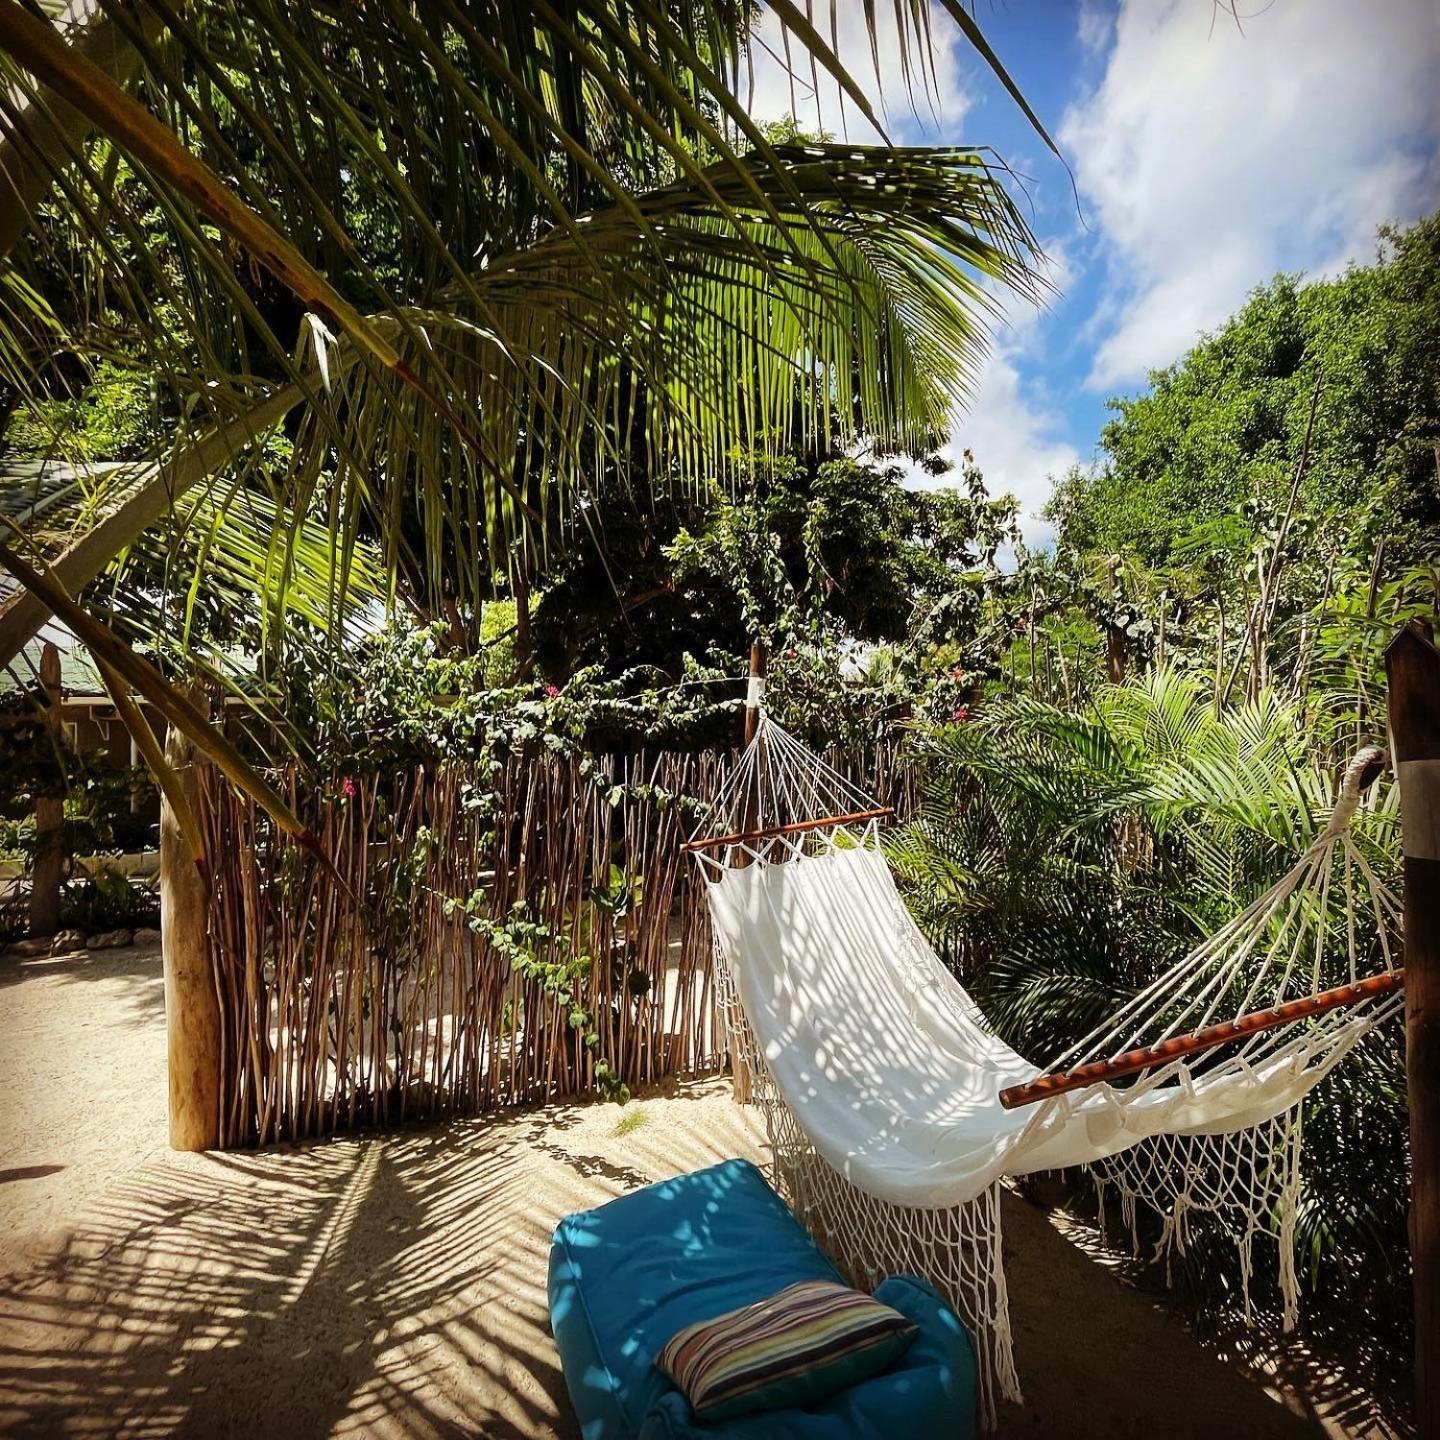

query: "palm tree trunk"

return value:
[160, 687, 221, 1150]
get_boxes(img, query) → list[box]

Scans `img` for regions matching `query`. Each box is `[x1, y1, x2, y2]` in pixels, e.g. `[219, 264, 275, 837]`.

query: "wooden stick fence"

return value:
[194, 743, 913, 1147]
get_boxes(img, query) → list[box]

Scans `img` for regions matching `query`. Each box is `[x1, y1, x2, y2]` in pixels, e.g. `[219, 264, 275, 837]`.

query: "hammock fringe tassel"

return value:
[715, 958, 1022, 1426]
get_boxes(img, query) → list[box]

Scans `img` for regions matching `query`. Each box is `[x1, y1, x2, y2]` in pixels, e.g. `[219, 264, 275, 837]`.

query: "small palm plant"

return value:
[888, 667, 1409, 1325]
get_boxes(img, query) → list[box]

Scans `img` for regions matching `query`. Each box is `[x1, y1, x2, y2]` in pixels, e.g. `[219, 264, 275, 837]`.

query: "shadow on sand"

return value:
[0, 1089, 759, 1439]
[0, 1081, 1402, 1439]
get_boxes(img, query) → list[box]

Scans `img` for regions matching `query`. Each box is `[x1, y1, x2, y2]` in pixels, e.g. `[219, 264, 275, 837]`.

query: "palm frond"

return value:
[0, 0, 1056, 801]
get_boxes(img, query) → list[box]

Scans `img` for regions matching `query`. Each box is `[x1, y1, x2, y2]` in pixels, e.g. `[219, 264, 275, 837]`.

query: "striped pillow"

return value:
[655, 1280, 918, 1423]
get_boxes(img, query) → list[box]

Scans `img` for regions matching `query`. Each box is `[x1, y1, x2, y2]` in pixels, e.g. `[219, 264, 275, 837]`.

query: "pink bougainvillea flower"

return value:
[951, 705, 970, 723]
[342, 776, 357, 798]
[544, 683, 560, 698]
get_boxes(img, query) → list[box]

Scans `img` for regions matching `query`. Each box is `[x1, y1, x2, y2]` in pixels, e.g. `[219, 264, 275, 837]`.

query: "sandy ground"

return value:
[0, 944, 1398, 1439]
[0, 943, 171, 1258]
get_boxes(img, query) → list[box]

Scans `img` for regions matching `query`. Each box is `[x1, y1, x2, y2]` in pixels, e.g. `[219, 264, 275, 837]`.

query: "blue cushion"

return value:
[547, 1158, 978, 1440]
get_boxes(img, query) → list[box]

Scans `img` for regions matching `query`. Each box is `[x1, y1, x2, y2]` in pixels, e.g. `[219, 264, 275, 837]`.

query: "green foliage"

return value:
[892, 669, 1408, 1331]
[612, 1105, 648, 1136]
[0, 689, 157, 853]
[478, 600, 519, 688]
[537, 451, 1010, 666]
[63, 858, 158, 933]
[997, 220, 1440, 729]
[6, 360, 160, 462]
[530, 448, 1027, 744]
[884, 231, 1435, 1333]
[2, 1, 1045, 717]
[0, 685, 160, 934]
[286, 620, 741, 773]
[443, 894, 630, 1103]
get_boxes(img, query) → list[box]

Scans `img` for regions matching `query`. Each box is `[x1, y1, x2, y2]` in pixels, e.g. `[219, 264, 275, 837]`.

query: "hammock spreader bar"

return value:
[998, 967, 1406, 1110]
[682, 806, 894, 854]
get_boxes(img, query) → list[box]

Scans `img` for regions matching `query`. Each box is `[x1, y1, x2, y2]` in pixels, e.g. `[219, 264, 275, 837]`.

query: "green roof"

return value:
[1, 637, 105, 698]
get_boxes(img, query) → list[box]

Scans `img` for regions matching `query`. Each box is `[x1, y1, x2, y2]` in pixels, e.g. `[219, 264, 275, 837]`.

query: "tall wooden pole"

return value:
[30, 640, 64, 936]
[160, 701, 220, 1151]
[1387, 617, 1440, 1438]
[728, 641, 767, 1104]
[743, 640, 768, 746]
[738, 640, 768, 849]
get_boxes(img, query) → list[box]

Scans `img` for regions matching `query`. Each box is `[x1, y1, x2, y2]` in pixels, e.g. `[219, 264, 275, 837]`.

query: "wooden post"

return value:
[729, 641, 768, 1104]
[30, 640, 64, 936]
[1387, 617, 1440, 1437]
[737, 640, 769, 853]
[683, 807, 894, 854]
[743, 640, 768, 747]
[160, 701, 220, 1151]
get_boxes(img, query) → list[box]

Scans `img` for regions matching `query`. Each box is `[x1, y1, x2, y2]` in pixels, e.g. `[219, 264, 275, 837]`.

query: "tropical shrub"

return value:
[889, 669, 1410, 1342]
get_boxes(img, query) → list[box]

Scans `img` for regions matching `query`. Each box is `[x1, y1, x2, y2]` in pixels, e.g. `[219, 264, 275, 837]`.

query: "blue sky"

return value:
[746, 0, 1440, 544]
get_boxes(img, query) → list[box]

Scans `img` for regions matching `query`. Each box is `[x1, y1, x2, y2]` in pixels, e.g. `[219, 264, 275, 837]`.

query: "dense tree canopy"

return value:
[0, 0, 1048, 843]
[1052, 214, 1440, 571]
[0, 10, 1429, 1387]
[532, 450, 1019, 682]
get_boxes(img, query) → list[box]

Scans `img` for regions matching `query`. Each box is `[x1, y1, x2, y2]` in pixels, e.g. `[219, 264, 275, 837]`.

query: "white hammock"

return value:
[689, 714, 1403, 1423]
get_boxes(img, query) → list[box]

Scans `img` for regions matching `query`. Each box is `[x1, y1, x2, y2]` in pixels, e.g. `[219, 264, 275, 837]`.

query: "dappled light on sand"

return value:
[0, 1085, 759, 1439]
[0, 1072, 1388, 1439]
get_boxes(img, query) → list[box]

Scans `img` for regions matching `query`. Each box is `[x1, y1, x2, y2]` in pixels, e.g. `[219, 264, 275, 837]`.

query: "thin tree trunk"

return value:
[730, 640, 768, 1103]
[1027, 584, 1037, 685]
[1106, 626, 1127, 684]
[29, 640, 64, 936]
[1105, 555, 1127, 684]
[1214, 587, 1226, 716]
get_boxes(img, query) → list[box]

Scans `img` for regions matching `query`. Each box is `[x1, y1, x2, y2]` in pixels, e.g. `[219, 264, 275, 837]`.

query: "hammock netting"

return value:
[690, 714, 1402, 1425]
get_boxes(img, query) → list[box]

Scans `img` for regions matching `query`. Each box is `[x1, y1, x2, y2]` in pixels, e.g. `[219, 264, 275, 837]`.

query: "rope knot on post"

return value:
[1319, 744, 1388, 840]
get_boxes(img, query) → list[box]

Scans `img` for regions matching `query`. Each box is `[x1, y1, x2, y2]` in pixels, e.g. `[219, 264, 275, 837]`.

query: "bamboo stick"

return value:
[187, 741, 873, 1145]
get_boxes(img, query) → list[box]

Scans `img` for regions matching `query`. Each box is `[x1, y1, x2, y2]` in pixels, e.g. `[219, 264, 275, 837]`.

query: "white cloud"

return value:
[1077, 0, 1113, 57]
[741, 6, 1073, 546]
[944, 346, 1079, 550]
[920, 239, 1078, 548]
[905, 339, 1079, 552]
[743, 2, 970, 140]
[1063, 0, 1439, 390]
[898, 237, 1078, 549]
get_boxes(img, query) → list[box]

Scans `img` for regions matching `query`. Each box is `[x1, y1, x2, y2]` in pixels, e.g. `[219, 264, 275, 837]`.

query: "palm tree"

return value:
[0, 0, 1049, 844]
